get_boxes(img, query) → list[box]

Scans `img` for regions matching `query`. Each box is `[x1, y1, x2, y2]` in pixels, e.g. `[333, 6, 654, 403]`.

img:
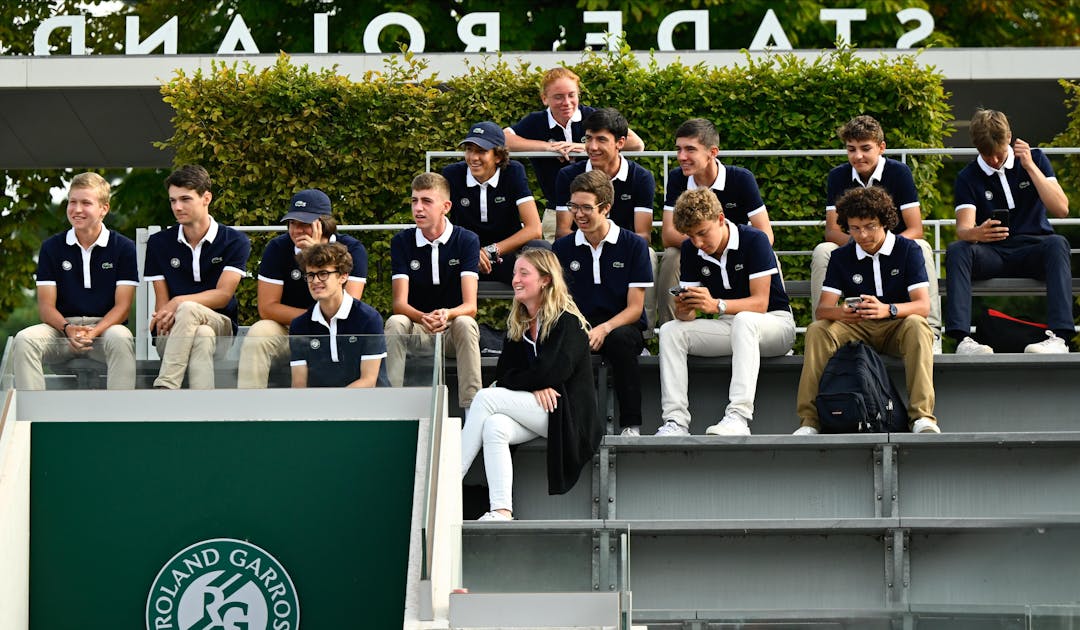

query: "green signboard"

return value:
[30, 420, 418, 629]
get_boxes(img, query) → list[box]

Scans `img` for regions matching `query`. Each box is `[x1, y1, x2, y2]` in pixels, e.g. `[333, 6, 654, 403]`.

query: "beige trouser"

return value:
[796, 316, 937, 429]
[655, 246, 682, 327]
[642, 248, 660, 336]
[13, 318, 134, 390]
[810, 238, 941, 333]
[153, 301, 234, 390]
[384, 314, 481, 408]
[236, 319, 290, 389]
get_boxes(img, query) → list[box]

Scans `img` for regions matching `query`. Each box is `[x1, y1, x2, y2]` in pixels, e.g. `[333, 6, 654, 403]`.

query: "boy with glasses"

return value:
[553, 170, 653, 436]
[794, 186, 939, 435]
[289, 242, 386, 388]
[237, 189, 368, 388]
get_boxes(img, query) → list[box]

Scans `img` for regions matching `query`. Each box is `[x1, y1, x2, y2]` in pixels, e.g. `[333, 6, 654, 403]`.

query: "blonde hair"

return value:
[970, 109, 1011, 155]
[69, 172, 111, 206]
[507, 248, 589, 343]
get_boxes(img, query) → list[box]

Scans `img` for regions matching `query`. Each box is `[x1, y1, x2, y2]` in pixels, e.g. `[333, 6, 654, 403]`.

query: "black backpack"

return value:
[815, 341, 908, 433]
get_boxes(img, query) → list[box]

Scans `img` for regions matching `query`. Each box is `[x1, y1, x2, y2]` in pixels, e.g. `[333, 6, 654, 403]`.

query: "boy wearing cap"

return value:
[385, 172, 483, 410]
[237, 188, 369, 388]
[144, 165, 251, 389]
[289, 242, 387, 388]
[442, 121, 546, 285]
[14, 172, 138, 390]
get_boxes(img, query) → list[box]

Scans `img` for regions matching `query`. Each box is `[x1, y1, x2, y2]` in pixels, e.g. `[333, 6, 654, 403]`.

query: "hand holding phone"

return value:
[991, 208, 1010, 228]
[669, 286, 687, 296]
[844, 296, 863, 310]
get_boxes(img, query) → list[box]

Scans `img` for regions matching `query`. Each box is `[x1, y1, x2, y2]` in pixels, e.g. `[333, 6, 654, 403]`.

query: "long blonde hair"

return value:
[507, 248, 589, 343]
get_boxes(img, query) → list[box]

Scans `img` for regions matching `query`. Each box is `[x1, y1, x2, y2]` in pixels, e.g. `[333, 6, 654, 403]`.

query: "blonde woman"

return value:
[460, 248, 601, 521]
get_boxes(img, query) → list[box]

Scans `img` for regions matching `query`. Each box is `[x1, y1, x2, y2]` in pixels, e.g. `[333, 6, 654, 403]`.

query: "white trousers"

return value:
[659, 310, 795, 429]
[13, 319, 135, 390]
[460, 387, 550, 513]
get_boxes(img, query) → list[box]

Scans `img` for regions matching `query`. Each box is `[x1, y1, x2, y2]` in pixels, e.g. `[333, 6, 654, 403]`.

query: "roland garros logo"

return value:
[146, 538, 299, 630]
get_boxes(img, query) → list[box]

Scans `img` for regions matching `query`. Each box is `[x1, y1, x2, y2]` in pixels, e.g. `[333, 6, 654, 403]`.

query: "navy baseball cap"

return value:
[282, 189, 332, 223]
[459, 121, 505, 150]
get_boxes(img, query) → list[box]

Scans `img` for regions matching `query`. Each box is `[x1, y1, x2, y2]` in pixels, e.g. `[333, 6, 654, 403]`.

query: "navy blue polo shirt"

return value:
[823, 232, 929, 304]
[443, 160, 535, 246]
[289, 295, 389, 388]
[36, 227, 139, 318]
[679, 221, 790, 313]
[509, 105, 596, 208]
[143, 219, 251, 330]
[554, 157, 656, 233]
[553, 222, 654, 329]
[390, 221, 480, 313]
[826, 157, 920, 234]
[664, 160, 766, 227]
[955, 146, 1056, 236]
[257, 233, 368, 310]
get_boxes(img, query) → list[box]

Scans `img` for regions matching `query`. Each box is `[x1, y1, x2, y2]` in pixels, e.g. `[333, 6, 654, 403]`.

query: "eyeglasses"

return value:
[567, 202, 604, 215]
[848, 223, 882, 236]
[303, 270, 340, 283]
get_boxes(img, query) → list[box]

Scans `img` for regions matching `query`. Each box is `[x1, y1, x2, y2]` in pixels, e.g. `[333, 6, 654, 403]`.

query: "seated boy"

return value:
[289, 243, 387, 388]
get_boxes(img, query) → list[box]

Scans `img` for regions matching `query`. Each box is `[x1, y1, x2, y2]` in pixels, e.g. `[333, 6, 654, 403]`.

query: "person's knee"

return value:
[481, 414, 514, 445]
[658, 320, 684, 350]
[811, 242, 836, 266]
[731, 311, 760, 333]
[1046, 234, 1071, 255]
[384, 314, 411, 336]
[945, 240, 973, 267]
[174, 300, 203, 323]
[248, 319, 283, 337]
[900, 314, 932, 338]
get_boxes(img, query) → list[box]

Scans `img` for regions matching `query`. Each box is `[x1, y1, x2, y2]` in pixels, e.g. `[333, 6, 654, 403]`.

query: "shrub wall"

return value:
[161, 47, 952, 324]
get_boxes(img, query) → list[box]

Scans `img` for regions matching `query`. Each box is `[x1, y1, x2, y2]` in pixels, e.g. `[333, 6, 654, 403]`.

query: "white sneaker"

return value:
[1025, 330, 1069, 354]
[912, 418, 941, 434]
[655, 420, 690, 436]
[478, 511, 513, 521]
[932, 335, 943, 355]
[956, 336, 993, 355]
[792, 425, 819, 436]
[619, 426, 641, 437]
[705, 416, 751, 436]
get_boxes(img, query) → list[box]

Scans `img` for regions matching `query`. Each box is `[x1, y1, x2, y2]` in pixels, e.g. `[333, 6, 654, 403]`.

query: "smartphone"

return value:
[668, 286, 687, 296]
[991, 208, 1010, 228]
[844, 296, 863, 308]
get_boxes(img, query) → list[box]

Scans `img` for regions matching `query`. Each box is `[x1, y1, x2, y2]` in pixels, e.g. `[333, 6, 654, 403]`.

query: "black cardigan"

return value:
[495, 311, 601, 495]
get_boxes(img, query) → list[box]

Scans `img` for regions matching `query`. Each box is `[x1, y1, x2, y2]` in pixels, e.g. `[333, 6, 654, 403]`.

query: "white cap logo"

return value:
[295, 200, 307, 207]
[472, 127, 484, 134]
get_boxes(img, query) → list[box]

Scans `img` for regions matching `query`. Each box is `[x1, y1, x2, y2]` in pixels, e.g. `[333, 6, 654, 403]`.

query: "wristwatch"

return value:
[484, 243, 499, 258]
[717, 299, 727, 315]
[888, 304, 898, 320]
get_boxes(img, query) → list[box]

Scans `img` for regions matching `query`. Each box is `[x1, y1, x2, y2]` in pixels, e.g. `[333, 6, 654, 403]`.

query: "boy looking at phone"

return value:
[945, 109, 1072, 354]
[794, 186, 939, 435]
[655, 187, 794, 437]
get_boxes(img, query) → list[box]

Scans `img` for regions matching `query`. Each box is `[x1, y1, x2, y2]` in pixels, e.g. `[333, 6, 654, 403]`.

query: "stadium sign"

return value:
[32, 7, 934, 56]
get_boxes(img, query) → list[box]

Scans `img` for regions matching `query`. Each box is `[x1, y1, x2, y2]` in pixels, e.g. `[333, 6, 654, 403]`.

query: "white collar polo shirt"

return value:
[825, 157, 920, 234]
[288, 293, 388, 388]
[823, 231, 929, 305]
[664, 159, 767, 227]
[678, 220, 790, 314]
[390, 221, 480, 314]
[257, 233, 368, 310]
[36, 227, 139, 318]
[954, 145, 1057, 236]
[442, 160, 535, 247]
[554, 156, 656, 233]
[143, 219, 252, 329]
[507, 105, 597, 209]
[552, 222, 654, 329]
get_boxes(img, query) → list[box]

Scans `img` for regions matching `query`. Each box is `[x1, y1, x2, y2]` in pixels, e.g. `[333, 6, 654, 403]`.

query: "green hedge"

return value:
[161, 47, 952, 325]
